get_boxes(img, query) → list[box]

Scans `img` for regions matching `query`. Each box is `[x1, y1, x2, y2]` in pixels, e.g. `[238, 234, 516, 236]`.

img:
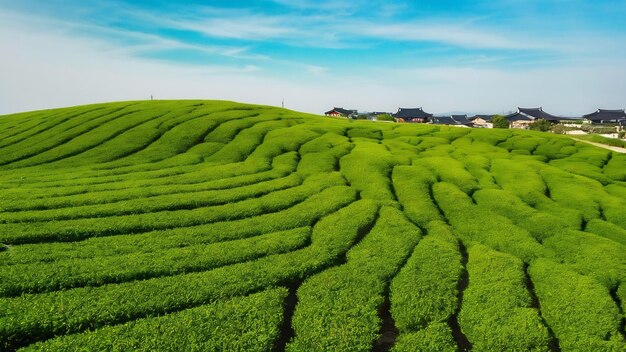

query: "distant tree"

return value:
[529, 119, 552, 132]
[551, 124, 568, 135]
[355, 114, 368, 120]
[376, 114, 395, 122]
[492, 115, 509, 129]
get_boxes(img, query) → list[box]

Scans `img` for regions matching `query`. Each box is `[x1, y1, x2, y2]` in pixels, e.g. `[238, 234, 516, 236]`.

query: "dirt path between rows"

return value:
[571, 138, 626, 154]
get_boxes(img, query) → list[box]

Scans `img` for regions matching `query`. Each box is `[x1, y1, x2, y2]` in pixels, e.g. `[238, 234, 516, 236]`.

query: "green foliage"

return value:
[585, 219, 626, 246]
[392, 165, 441, 226]
[339, 139, 400, 204]
[577, 133, 626, 148]
[0, 200, 379, 350]
[473, 189, 573, 242]
[0, 100, 624, 351]
[529, 259, 624, 351]
[550, 124, 569, 134]
[422, 156, 478, 194]
[433, 182, 545, 262]
[391, 323, 456, 352]
[604, 153, 626, 181]
[288, 207, 421, 351]
[528, 118, 552, 132]
[492, 114, 509, 129]
[542, 230, 626, 290]
[376, 113, 396, 122]
[0, 227, 311, 297]
[0, 185, 356, 265]
[459, 244, 550, 351]
[580, 124, 618, 134]
[22, 288, 286, 352]
[390, 222, 461, 333]
[0, 173, 345, 244]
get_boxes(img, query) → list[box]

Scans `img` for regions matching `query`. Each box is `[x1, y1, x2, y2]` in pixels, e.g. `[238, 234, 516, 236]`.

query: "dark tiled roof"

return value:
[517, 107, 561, 121]
[431, 115, 470, 125]
[506, 112, 533, 121]
[469, 114, 495, 122]
[506, 107, 561, 122]
[394, 107, 432, 119]
[583, 109, 626, 122]
[431, 116, 455, 125]
[451, 115, 470, 124]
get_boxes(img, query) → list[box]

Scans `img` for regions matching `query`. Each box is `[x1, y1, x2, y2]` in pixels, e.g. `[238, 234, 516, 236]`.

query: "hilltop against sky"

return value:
[0, 0, 625, 115]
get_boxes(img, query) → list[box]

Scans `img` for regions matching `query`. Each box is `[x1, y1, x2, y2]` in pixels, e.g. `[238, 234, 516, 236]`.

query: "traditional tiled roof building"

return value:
[469, 115, 496, 128]
[394, 107, 432, 123]
[505, 107, 562, 128]
[431, 115, 471, 126]
[324, 107, 357, 118]
[582, 109, 626, 124]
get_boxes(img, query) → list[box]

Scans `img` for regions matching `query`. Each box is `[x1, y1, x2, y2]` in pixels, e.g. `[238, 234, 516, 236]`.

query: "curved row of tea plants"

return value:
[0, 100, 623, 351]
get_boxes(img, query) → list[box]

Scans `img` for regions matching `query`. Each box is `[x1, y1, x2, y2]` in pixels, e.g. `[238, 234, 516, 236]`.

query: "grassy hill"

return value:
[0, 100, 624, 351]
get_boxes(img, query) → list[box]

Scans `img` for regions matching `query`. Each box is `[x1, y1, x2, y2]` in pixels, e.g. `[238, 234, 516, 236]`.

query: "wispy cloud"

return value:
[0, 0, 625, 116]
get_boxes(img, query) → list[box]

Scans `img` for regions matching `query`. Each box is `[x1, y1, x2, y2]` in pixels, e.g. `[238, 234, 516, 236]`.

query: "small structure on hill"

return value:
[431, 115, 472, 127]
[394, 107, 432, 123]
[505, 107, 562, 129]
[583, 109, 626, 124]
[324, 107, 358, 118]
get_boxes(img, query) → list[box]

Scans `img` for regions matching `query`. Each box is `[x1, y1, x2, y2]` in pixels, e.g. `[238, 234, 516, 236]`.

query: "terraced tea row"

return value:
[0, 100, 624, 351]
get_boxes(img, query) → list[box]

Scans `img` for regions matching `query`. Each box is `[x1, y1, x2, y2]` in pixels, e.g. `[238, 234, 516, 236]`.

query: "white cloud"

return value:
[355, 23, 535, 50]
[0, 9, 625, 117]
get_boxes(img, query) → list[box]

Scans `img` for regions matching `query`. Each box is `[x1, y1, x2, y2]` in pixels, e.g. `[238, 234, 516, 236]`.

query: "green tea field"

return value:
[0, 100, 624, 351]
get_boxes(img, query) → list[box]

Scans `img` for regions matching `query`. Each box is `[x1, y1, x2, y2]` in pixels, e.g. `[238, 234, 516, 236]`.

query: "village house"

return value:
[582, 109, 626, 124]
[505, 107, 562, 129]
[469, 115, 495, 128]
[393, 107, 432, 123]
[324, 107, 358, 118]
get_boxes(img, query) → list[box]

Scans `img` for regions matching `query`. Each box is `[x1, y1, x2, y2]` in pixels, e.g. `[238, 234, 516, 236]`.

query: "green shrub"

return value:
[604, 153, 626, 181]
[432, 182, 545, 262]
[0, 200, 379, 350]
[473, 189, 573, 242]
[0, 174, 303, 223]
[528, 119, 552, 132]
[390, 222, 461, 333]
[421, 157, 478, 194]
[0, 186, 357, 265]
[0, 173, 345, 244]
[492, 115, 509, 129]
[585, 219, 626, 246]
[542, 230, 625, 290]
[288, 206, 421, 351]
[0, 227, 310, 297]
[529, 259, 624, 350]
[391, 165, 441, 226]
[0, 100, 624, 351]
[340, 140, 401, 203]
[377, 113, 395, 122]
[391, 323, 456, 352]
[459, 244, 550, 351]
[22, 288, 286, 352]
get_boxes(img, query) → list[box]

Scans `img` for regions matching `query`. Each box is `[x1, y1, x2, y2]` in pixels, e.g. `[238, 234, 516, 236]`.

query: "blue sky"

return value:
[1, 0, 625, 115]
